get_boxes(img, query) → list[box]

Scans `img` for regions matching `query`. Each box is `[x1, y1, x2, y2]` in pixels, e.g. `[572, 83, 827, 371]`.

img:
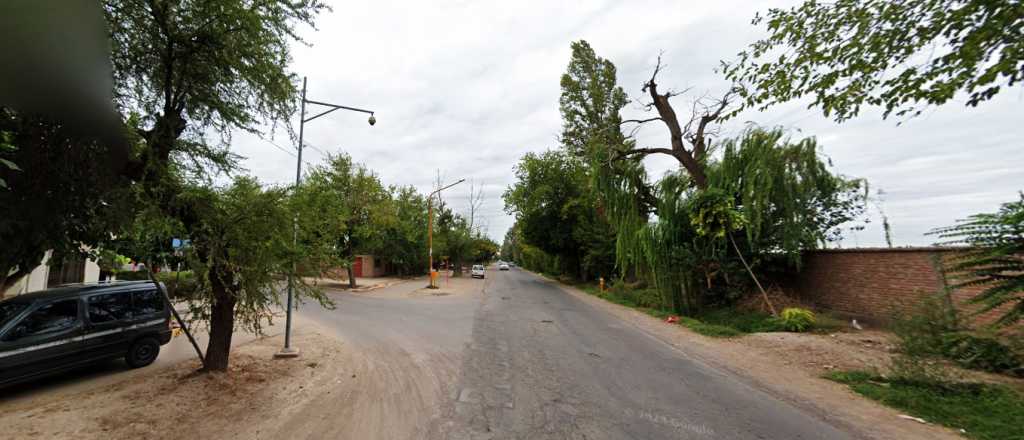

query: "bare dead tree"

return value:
[618, 55, 738, 190]
[617, 56, 775, 314]
[467, 179, 485, 235]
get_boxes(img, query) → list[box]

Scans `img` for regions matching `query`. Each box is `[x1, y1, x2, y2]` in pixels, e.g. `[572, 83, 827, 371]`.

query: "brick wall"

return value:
[790, 247, 1008, 326]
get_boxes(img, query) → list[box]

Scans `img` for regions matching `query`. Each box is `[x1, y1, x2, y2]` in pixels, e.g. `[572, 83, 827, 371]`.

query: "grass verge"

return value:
[826, 370, 1024, 440]
[576, 283, 777, 338]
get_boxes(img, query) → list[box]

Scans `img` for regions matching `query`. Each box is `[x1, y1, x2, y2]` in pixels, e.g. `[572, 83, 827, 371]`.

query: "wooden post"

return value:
[147, 268, 205, 368]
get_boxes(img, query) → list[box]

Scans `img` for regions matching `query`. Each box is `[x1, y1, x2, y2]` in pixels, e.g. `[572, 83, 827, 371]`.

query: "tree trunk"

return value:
[203, 274, 236, 372]
[347, 245, 357, 288]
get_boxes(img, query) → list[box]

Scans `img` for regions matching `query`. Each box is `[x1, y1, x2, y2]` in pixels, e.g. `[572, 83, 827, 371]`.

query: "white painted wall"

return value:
[3, 250, 101, 297]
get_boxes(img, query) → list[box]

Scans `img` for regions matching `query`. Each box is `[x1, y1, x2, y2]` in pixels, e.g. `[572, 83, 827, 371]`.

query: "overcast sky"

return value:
[230, 0, 1023, 248]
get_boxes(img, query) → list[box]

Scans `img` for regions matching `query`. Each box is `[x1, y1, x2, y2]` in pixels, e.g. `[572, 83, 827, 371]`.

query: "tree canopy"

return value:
[0, 109, 133, 294]
[297, 154, 391, 287]
[723, 0, 1024, 121]
[503, 149, 616, 281]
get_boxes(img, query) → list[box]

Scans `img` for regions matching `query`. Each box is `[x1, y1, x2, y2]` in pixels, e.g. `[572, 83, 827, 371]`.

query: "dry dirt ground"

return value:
[305, 276, 414, 292]
[552, 280, 1024, 440]
[0, 319, 429, 440]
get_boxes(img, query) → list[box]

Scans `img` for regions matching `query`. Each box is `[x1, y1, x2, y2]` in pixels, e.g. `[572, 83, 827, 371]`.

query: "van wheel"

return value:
[126, 337, 160, 368]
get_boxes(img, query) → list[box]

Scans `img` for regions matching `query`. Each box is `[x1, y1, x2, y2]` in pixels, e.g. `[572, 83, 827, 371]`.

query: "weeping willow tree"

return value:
[556, 42, 863, 314]
[597, 128, 863, 314]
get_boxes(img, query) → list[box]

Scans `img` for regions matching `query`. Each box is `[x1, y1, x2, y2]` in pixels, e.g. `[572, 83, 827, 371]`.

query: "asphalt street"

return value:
[300, 268, 854, 440]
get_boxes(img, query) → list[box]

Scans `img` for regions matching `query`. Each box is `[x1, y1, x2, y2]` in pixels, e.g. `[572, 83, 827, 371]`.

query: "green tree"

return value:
[112, 176, 332, 371]
[931, 194, 1024, 327]
[0, 109, 133, 295]
[503, 149, 616, 280]
[559, 40, 629, 157]
[723, 0, 1024, 121]
[299, 154, 390, 287]
[470, 236, 499, 263]
[558, 42, 864, 313]
[184, 177, 329, 370]
[372, 186, 429, 276]
[433, 200, 473, 276]
[102, 0, 327, 371]
[105, 0, 327, 189]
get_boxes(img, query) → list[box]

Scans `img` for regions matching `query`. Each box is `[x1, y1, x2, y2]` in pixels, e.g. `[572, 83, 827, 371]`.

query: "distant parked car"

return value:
[0, 281, 173, 388]
[499, 262, 510, 271]
[471, 265, 486, 279]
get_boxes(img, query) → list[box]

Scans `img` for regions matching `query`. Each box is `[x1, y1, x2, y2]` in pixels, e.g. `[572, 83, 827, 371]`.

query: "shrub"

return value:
[115, 270, 151, 281]
[777, 307, 816, 332]
[941, 333, 1022, 375]
[891, 293, 960, 357]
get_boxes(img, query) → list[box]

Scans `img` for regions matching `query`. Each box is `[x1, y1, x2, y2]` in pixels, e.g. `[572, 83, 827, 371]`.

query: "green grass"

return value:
[696, 308, 783, 333]
[826, 371, 1024, 440]
[576, 282, 848, 338]
[577, 284, 757, 338]
[679, 317, 744, 337]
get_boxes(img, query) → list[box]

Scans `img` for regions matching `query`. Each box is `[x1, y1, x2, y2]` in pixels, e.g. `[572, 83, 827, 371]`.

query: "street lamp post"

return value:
[427, 179, 465, 289]
[276, 76, 376, 358]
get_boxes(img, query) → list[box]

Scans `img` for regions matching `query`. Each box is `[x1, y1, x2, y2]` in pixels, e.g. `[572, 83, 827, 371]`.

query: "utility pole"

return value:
[427, 179, 464, 288]
[276, 76, 376, 358]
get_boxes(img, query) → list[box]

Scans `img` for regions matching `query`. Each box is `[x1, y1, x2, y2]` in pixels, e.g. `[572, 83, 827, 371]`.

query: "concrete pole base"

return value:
[274, 347, 301, 358]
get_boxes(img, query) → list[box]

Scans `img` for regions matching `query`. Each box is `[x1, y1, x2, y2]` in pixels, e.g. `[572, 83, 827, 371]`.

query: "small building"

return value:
[352, 254, 392, 278]
[3, 250, 101, 297]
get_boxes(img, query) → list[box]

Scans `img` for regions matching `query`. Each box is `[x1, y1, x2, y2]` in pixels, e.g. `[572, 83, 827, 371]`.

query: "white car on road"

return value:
[471, 264, 486, 278]
[498, 262, 510, 271]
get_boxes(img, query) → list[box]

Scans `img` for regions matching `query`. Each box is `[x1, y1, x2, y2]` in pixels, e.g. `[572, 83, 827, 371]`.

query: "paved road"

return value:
[301, 268, 854, 440]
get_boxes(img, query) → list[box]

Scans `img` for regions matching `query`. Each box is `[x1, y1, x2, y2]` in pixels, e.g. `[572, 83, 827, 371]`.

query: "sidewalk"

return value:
[304, 276, 415, 292]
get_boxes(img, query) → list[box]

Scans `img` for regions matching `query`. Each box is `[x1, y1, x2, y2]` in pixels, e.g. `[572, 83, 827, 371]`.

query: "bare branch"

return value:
[615, 147, 675, 162]
[690, 88, 737, 160]
[642, 52, 666, 93]
[620, 117, 663, 125]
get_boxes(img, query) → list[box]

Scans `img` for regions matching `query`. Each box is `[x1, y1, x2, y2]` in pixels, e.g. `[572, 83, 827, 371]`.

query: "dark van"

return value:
[0, 281, 173, 387]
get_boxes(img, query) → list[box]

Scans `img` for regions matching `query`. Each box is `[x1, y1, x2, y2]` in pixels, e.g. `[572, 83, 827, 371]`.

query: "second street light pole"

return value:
[277, 76, 376, 358]
[427, 179, 464, 289]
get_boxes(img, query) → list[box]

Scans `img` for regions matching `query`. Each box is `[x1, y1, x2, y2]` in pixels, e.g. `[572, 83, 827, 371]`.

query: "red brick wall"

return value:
[790, 247, 1008, 326]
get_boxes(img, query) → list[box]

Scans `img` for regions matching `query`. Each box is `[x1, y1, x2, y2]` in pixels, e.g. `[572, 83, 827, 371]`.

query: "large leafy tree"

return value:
[111, 176, 334, 371]
[503, 149, 616, 281]
[102, 0, 327, 371]
[370, 186, 430, 276]
[723, 0, 1024, 121]
[932, 194, 1024, 327]
[298, 154, 390, 287]
[105, 0, 326, 188]
[0, 109, 133, 295]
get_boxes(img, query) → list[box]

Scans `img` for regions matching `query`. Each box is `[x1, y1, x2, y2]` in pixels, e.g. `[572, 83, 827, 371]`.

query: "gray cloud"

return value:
[230, 0, 1023, 247]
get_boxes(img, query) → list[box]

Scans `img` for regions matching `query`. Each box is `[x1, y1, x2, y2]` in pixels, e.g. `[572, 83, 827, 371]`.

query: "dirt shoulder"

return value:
[547, 277, 971, 440]
[0, 320, 403, 440]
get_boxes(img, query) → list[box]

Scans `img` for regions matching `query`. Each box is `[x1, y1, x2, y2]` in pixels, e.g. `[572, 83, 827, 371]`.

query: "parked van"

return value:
[0, 281, 173, 387]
